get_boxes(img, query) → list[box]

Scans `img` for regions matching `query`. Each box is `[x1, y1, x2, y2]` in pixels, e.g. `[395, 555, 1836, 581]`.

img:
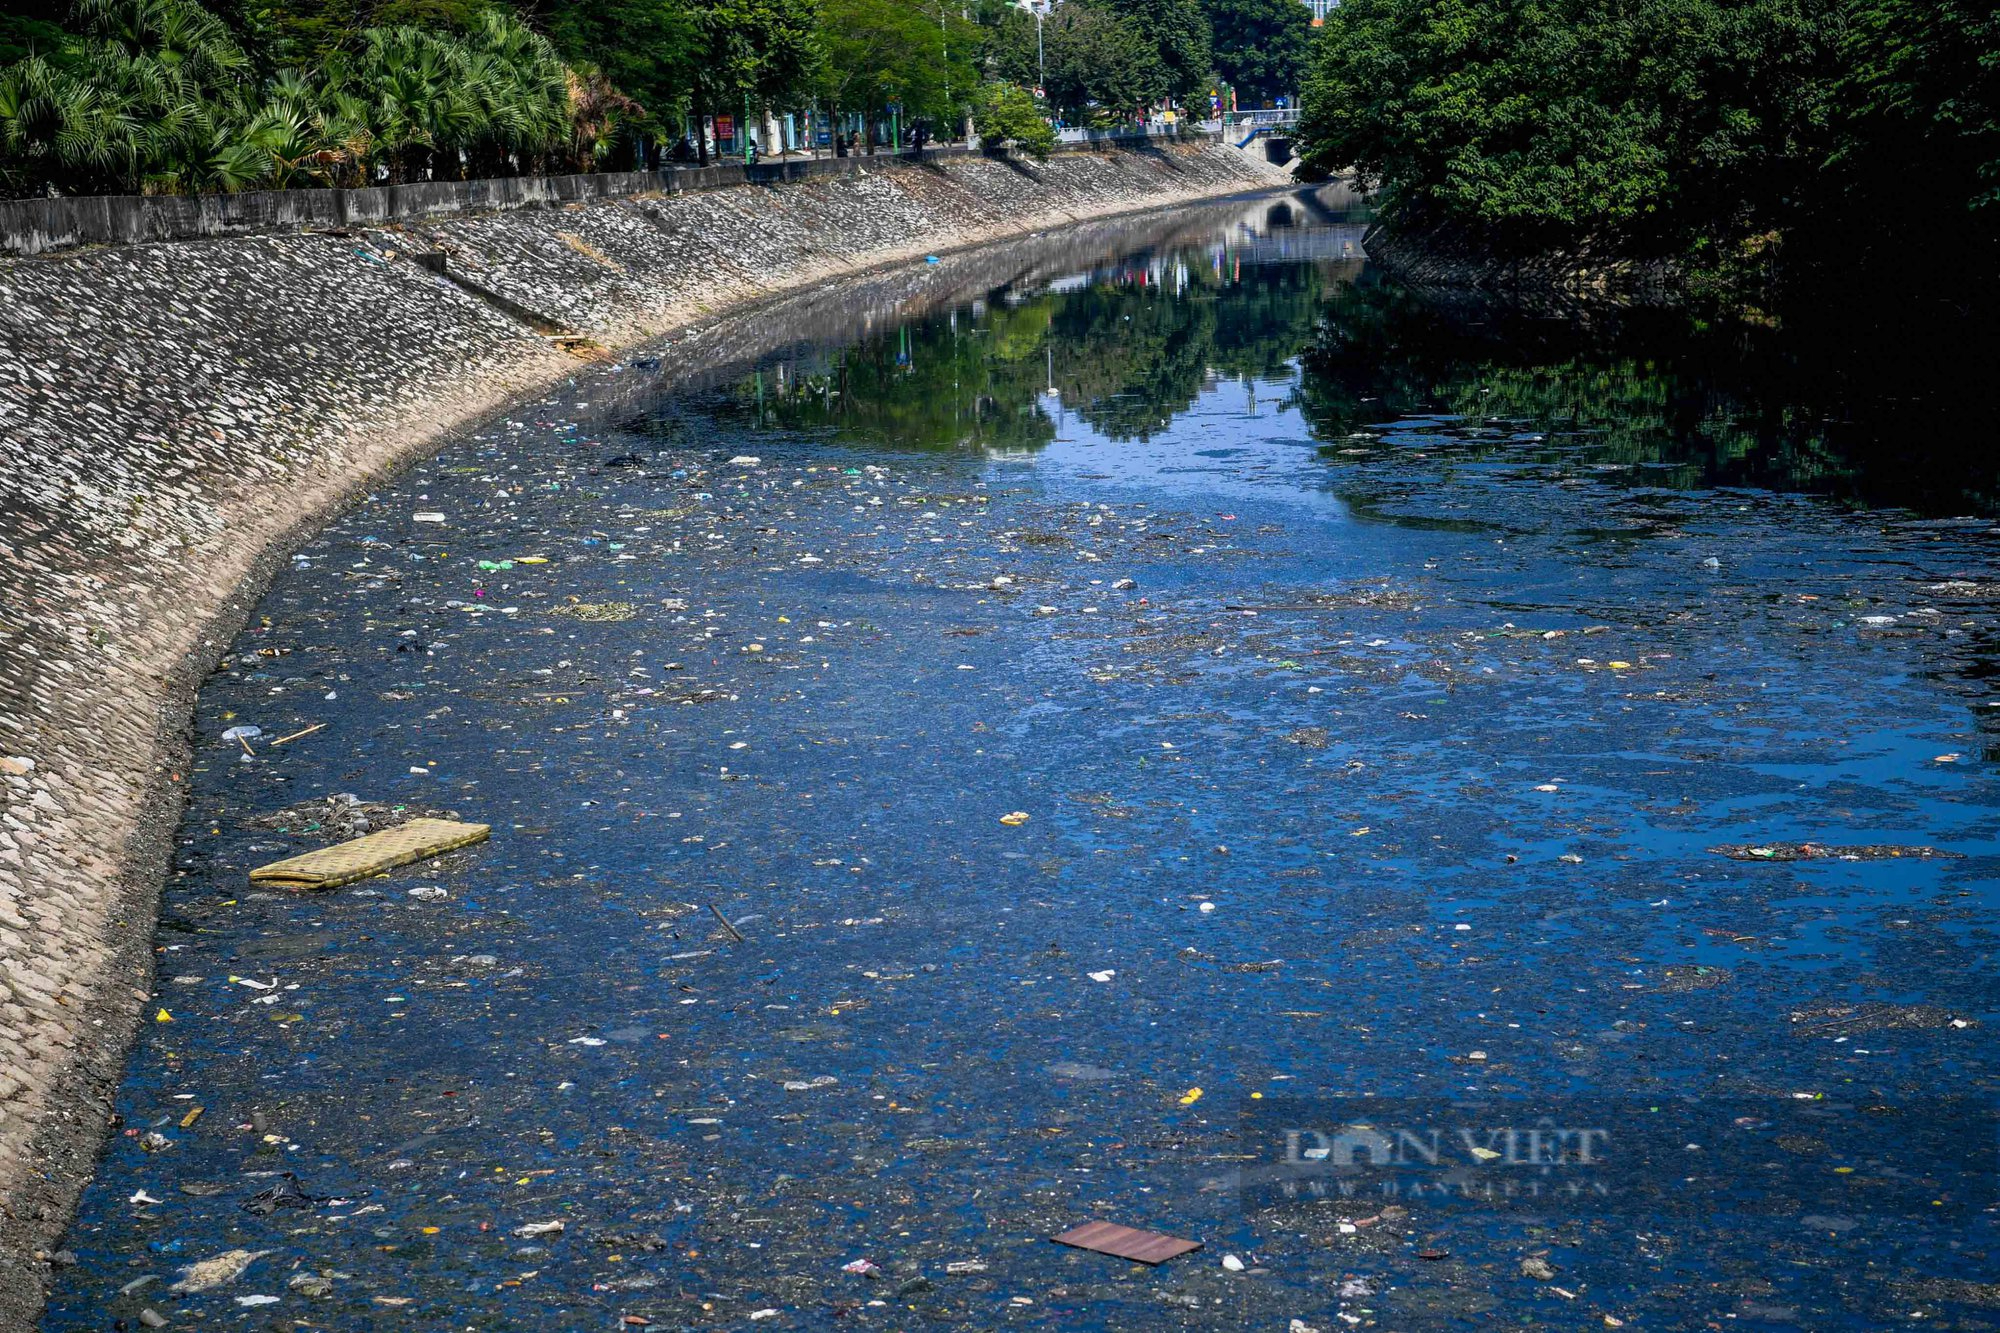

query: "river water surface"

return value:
[46, 190, 2000, 1331]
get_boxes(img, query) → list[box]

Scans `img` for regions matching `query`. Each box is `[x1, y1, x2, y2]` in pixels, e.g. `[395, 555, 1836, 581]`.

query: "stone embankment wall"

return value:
[1362, 216, 1678, 305]
[0, 138, 1186, 258]
[0, 139, 1289, 1324]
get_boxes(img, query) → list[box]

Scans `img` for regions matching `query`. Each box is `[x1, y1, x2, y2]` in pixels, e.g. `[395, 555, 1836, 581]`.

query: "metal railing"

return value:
[1223, 108, 1301, 150]
[1051, 124, 1217, 145]
[1224, 109, 1302, 129]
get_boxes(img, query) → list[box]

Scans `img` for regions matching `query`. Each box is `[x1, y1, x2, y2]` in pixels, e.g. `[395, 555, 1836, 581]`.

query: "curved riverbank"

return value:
[1358, 215, 1678, 305]
[0, 139, 1290, 1325]
[33, 187, 2000, 1332]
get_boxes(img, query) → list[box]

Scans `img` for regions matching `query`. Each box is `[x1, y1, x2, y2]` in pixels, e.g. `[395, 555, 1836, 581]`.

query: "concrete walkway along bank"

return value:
[0, 138, 1290, 1324]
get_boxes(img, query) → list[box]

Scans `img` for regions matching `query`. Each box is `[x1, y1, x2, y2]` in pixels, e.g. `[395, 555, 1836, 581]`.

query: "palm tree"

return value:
[0, 0, 635, 195]
[566, 65, 643, 171]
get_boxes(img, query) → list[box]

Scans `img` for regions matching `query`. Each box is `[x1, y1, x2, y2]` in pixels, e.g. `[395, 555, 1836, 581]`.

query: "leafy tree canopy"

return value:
[534, 0, 694, 117]
[818, 0, 977, 125]
[975, 80, 1053, 155]
[680, 0, 820, 119]
[1298, 0, 1843, 257]
[0, 0, 628, 192]
[1199, 0, 1307, 107]
[1832, 0, 2000, 241]
[0, 0, 1228, 195]
[1296, 0, 2000, 290]
[973, 0, 1038, 89]
[1041, 0, 1163, 122]
[1101, 0, 1209, 104]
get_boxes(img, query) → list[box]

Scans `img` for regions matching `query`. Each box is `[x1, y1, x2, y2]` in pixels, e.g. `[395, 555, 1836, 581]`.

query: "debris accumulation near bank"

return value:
[0, 140, 1289, 1326]
[39, 343, 2000, 1328]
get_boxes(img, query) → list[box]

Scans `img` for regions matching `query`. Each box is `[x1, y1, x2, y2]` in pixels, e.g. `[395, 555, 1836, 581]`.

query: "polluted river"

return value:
[45, 188, 2000, 1331]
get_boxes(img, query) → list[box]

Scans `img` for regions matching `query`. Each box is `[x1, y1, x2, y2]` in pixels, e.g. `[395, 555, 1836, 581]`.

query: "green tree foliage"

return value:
[974, 0, 1039, 89]
[975, 80, 1053, 156]
[0, 0, 259, 193]
[1031, 0, 1212, 122]
[1041, 0, 1162, 123]
[535, 0, 694, 119]
[0, 0, 621, 192]
[257, 0, 503, 73]
[1831, 0, 2000, 259]
[1101, 0, 1210, 104]
[818, 0, 976, 132]
[2, 0, 1253, 195]
[335, 17, 579, 180]
[0, 5, 74, 66]
[679, 0, 820, 159]
[1298, 0, 1843, 257]
[1199, 0, 1308, 107]
[1298, 0, 2000, 284]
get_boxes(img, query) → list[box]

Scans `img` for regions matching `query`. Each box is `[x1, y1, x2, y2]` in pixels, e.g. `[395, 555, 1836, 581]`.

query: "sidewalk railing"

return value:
[1224, 109, 1302, 129]
[1053, 125, 1216, 146]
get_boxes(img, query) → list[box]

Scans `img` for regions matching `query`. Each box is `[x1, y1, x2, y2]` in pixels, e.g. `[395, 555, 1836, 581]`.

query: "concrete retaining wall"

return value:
[0, 134, 1207, 258]
[0, 137, 1288, 1326]
[1360, 215, 1679, 303]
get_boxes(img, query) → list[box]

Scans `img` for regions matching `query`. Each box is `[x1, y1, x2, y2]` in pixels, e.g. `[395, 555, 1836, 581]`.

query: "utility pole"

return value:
[1036, 0, 1045, 95]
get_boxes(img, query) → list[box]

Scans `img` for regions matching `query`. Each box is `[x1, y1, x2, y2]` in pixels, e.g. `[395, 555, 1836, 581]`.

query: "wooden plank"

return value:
[1051, 1221, 1202, 1265]
[248, 818, 490, 890]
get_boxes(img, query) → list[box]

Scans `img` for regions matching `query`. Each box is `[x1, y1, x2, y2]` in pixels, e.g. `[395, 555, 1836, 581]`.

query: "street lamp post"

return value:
[1035, 1, 1045, 94]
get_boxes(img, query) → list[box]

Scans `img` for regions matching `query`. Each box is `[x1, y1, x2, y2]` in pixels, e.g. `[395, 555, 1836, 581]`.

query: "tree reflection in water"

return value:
[723, 216, 2000, 517]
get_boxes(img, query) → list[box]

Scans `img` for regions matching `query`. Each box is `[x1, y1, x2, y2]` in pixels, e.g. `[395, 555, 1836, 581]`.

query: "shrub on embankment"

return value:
[1296, 0, 2000, 305]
